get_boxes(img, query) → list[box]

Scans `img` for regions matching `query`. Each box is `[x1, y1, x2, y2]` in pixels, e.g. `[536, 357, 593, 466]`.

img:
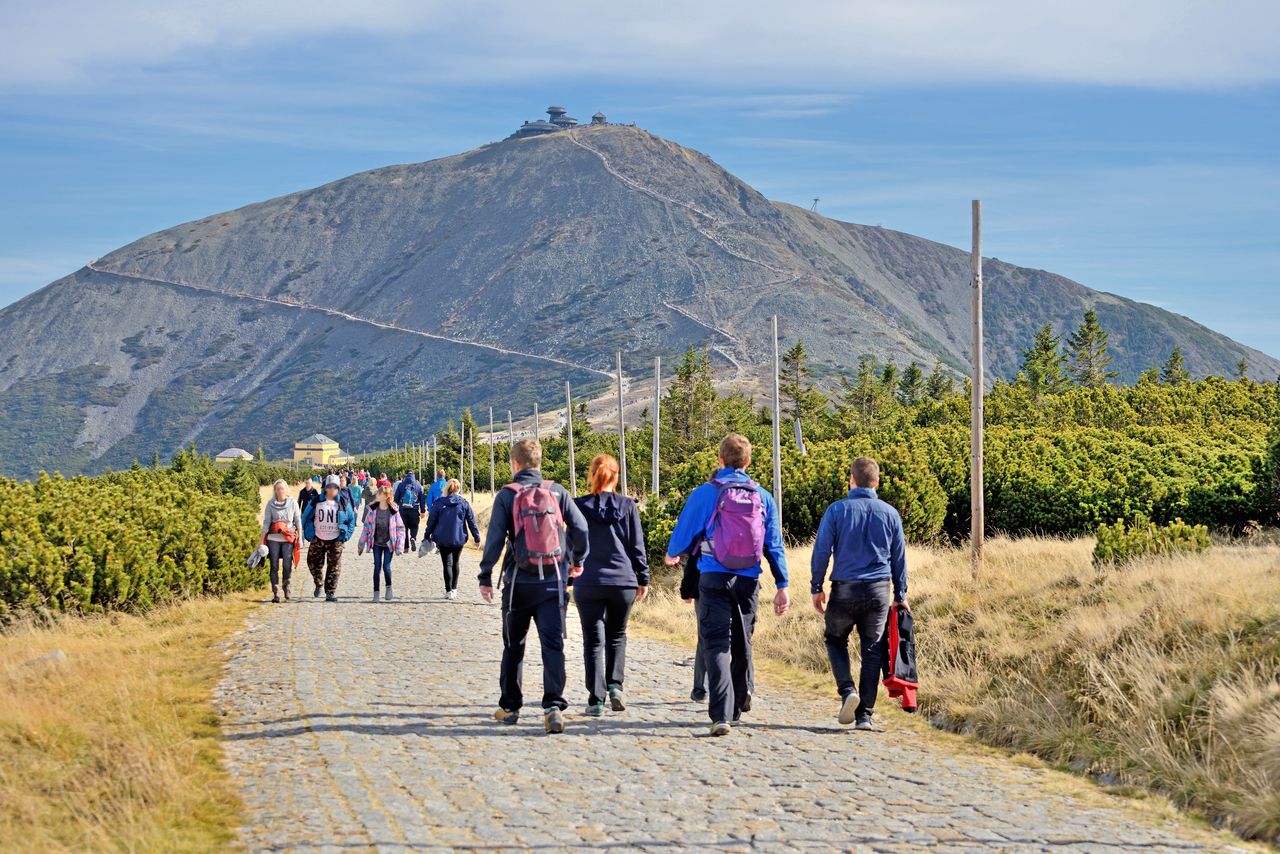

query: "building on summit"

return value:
[214, 447, 254, 465]
[511, 105, 607, 139]
[293, 433, 354, 467]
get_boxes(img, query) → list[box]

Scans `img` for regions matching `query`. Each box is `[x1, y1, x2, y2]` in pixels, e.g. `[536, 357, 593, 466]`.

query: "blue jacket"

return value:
[302, 495, 357, 543]
[810, 487, 908, 601]
[574, 491, 649, 588]
[394, 474, 427, 513]
[426, 477, 448, 510]
[665, 468, 788, 588]
[425, 494, 480, 548]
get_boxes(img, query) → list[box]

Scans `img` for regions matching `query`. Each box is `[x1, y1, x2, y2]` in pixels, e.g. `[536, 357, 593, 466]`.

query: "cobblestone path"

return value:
[218, 548, 1240, 853]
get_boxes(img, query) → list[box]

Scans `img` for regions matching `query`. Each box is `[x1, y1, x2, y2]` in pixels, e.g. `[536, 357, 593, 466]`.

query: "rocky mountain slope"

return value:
[1, 124, 1274, 478]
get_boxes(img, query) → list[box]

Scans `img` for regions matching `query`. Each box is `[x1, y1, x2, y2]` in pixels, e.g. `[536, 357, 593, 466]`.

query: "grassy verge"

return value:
[634, 537, 1280, 845]
[0, 593, 259, 852]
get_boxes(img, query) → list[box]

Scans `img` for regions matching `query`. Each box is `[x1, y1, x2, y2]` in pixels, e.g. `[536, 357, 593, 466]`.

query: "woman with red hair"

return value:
[572, 454, 649, 716]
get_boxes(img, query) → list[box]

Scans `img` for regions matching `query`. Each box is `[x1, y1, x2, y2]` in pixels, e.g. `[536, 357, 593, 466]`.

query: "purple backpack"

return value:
[706, 477, 766, 569]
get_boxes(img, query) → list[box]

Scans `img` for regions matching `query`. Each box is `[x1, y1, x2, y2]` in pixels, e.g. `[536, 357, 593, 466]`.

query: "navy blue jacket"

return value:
[573, 491, 649, 588]
[394, 474, 427, 513]
[425, 494, 480, 549]
[810, 487, 908, 601]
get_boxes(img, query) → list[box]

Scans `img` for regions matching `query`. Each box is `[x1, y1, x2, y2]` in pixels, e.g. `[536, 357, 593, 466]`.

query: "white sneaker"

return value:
[372, 590, 381, 603]
[448, 590, 457, 600]
[384, 586, 393, 602]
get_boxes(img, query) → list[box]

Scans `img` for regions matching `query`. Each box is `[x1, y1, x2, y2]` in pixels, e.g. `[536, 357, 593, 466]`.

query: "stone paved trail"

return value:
[217, 548, 1241, 853]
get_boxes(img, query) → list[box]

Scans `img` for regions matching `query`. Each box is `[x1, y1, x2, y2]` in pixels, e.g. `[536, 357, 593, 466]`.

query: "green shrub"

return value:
[1092, 514, 1211, 566]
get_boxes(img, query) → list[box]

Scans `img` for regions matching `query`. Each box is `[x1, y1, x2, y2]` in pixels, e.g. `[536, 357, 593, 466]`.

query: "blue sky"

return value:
[2, 1, 1278, 357]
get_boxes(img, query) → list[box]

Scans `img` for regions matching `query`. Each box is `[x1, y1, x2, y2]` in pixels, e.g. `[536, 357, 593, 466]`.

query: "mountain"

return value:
[1, 123, 1276, 479]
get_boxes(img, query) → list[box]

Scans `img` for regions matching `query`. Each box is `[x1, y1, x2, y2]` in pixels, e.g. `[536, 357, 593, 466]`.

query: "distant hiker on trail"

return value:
[358, 484, 406, 602]
[424, 478, 480, 600]
[478, 438, 589, 734]
[377, 473, 391, 489]
[573, 454, 649, 717]
[680, 553, 707, 703]
[262, 479, 302, 603]
[303, 474, 357, 602]
[811, 456, 909, 731]
[361, 479, 377, 522]
[298, 478, 320, 517]
[664, 433, 789, 737]
[339, 474, 360, 513]
[394, 471, 427, 552]
[427, 469, 448, 510]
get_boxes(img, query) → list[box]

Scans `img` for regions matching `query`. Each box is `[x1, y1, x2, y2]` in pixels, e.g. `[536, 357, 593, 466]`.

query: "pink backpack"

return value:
[505, 480, 565, 573]
[707, 477, 766, 569]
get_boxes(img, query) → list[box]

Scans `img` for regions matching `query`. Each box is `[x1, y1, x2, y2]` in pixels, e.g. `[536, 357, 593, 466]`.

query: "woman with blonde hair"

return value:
[261, 479, 302, 603]
[573, 454, 649, 716]
[425, 478, 480, 600]
[357, 483, 406, 602]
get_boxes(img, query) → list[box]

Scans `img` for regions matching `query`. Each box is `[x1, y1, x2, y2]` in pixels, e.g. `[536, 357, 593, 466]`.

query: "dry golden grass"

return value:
[635, 537, 1280, 845]
[0, 593, 258, 852]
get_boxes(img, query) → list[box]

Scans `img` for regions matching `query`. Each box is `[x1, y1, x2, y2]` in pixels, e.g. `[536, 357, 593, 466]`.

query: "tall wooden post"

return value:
[459, 419, 466, 486]
[652, 356, 661, 497]
[534, 402, 540, 443]
[970, 199, 985, 579]
[432, 435, 437, 478]
[616, 351, 628, 495]
[565, 381, 577, 497]
[488, 407, 495, 493]
[469, 426, 476, 504]
[771, 315, 783, 524]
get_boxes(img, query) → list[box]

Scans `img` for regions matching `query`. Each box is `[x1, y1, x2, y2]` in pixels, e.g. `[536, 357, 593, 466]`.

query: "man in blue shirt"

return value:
[811, 456, 909, 730]
[665, 433, 789, 736]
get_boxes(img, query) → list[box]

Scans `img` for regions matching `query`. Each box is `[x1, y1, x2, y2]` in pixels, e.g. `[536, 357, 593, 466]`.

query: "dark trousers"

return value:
[399, 506, 421, 543]
[306, 538, 344, 595]
[372, 545, 393, 591]
[499, 578, 568, 713]
[438, 546, 463, 592]
[692, 611, 708, 696]
[824, 579, 892, 717]
[574, 586, 637, 705]
[697, 572, 758, 724]
[267, 539, 293, 591]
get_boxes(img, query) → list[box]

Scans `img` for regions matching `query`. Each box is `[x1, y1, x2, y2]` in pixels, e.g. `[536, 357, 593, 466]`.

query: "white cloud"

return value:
[2, 0, 1278, 89]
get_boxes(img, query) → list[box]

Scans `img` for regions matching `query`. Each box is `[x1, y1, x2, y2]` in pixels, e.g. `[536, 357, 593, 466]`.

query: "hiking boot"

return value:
[409, 538, 417, 552]
[691, 687, 707, 703]
[585, 701, 604, 717]
[608, 684, 626, 711]
[709, 721, 731, 737]
[838, 691, 860, 726]
[325, 594, 337, 602]
[384, 586, 393, 602]
[282, 586, 291, 602]
[494, 708, 519, 726]
[741, 690, 753, 713]
[544, 708, 565, 734]
[271, 588, 281, 604]
[313, 584, 322, 599]
[854, 714, 879, 732]
[372, 589, 381, 603]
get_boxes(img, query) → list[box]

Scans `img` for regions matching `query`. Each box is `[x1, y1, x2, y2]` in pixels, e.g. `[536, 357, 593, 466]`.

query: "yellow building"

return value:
[293, 433, 345, 467]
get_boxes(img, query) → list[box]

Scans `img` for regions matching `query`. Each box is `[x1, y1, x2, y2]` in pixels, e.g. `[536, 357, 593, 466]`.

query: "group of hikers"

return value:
[259, 432, 910, 737]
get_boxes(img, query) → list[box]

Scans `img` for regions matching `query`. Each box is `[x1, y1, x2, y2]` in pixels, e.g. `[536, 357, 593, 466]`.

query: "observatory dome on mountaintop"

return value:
[510, 105, 609, 138]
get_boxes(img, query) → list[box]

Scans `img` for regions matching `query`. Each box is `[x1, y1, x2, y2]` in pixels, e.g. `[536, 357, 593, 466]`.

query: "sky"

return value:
[1, 1, 1277, 357]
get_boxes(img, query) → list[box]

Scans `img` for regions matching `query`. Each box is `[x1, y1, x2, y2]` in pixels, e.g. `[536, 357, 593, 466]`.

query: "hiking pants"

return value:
[692, 609, 708, 697]
[399, 506, 421, 543]
[438, 546, 463, 592]
[372, 545, 393, 592]
[697, 572, 759, 724]
[307, 538, 344, 595]
[267, 539, 293, 592]
[574, 586, 637, 706]
[824, 579, 891, 717]
[499, 577, 568, 713]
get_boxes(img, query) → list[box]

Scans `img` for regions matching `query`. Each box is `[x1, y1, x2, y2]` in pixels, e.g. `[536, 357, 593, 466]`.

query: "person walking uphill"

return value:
[573, 454, 649, 717]
[394, 471, 427, 552]
[427, 469, 448, 511]
[811, 456, 909, 731]
[425, 478, 480, 600]
[478, 438, 589, 735]
[358, 484, 406, 602]
[303, 475, 357, 601]
[664, 433, 789, 737]
[262, 479, 302, 603]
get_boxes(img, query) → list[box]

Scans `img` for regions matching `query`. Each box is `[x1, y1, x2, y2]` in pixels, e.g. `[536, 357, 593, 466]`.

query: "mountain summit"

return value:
[1, 120, 1274, 477]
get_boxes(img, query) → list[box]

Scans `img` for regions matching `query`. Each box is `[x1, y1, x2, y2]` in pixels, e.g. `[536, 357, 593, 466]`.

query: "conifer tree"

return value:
[1235, 357, 1249, 381]
[779, 339, 827, 426]
[1066, 308, 1117, 388]
[1020, 324, 1069, 401]
[925, 360, 955, 401]
[1160, 346, 1189, 385]
[897, 361, 925, 406]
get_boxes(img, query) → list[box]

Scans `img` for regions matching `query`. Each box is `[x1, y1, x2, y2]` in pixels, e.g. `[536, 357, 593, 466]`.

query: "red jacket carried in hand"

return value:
[882, 601, 918, 712]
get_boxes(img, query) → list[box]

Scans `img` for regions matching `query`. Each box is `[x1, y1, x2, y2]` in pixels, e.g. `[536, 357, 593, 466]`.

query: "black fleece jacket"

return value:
[477, 468, 589, 587]
[573, 491, 649, 588]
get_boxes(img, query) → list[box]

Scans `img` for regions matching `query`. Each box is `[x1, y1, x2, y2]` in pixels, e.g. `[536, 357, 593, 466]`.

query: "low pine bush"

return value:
[1092, 514, 1211, 566]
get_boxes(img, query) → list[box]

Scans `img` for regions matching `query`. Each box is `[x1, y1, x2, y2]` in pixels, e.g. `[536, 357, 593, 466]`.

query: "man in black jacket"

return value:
[479, 438, 589, 734]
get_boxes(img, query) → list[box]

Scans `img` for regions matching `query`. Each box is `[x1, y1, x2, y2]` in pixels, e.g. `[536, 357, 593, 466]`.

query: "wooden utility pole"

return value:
[534, 403, 540, 443]
[651, 356, 661, 497]
[431, 435, 437, 478]
[488, 407, 495, 493]
[771, 315, 783, 524]
[468, 426, 476, 504]
[565, 381, 577, 497]
[616, 351, 628, 495]
[970, 199, 985, 579]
